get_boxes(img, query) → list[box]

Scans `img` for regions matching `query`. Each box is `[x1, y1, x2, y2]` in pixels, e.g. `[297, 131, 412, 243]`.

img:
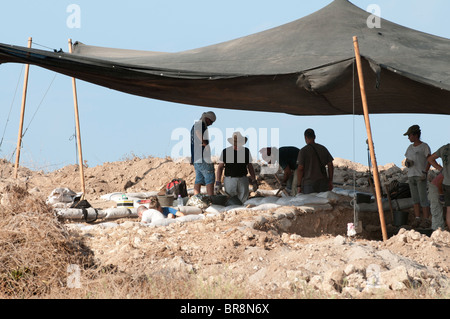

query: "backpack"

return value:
[166, 178, 188, 198]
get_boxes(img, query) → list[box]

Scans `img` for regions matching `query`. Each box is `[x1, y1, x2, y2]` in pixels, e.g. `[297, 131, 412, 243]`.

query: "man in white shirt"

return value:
[137, 205, 165, 224]
[403, 125, 431, 220]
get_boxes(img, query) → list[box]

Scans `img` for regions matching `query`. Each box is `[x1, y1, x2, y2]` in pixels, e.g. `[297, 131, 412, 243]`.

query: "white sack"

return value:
[244, 196, 279, 206]
[145, 219, 177, 227]
[46, 187, 78, 207]
[316, 191, 341, 204]
[56, 207, 105, 221]
[178, 206, 203, 215]
[251, 203, 281, 210]
[176, 214, 205, 223]
[100, 192, 158, 201]
[276, 194, 330, 206]
[205, 205, 226, 215]
[104, 207, 135, 219]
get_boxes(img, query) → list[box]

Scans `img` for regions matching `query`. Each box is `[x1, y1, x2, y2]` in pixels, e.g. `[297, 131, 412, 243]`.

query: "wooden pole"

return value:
[353, 36, 388, 241]
[14, 37, 33, 179]
[68, 39, 86, 198]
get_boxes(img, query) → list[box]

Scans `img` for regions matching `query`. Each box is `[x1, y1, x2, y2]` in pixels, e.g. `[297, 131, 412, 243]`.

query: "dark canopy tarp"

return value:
[1, 0, 449, 115]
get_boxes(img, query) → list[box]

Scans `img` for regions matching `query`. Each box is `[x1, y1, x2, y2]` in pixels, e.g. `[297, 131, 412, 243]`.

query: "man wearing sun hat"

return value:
[215, 131, 258, 203]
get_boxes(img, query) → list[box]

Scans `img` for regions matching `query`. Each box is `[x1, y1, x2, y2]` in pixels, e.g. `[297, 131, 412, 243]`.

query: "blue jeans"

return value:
[194, 162, 215, 185]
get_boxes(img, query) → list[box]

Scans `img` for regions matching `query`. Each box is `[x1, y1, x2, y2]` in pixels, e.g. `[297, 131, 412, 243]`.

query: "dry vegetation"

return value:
[0, 185, 91, 298]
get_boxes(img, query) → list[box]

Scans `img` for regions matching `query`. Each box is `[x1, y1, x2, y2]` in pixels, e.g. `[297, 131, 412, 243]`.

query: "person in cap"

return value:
[428, 143, 450, 230]
[215, 131, 257, 203]
[190, 111, 216, 196]
[403, 125, 431, 220]
[260, 146, 300, 196]
[296, 128, 334, 194]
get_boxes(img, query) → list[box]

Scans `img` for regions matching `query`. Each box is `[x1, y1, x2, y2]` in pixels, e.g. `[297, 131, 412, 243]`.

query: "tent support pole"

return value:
[68, 39, 86, 199]
[14, 37, 32, 179]
[352, 36, 388, 241]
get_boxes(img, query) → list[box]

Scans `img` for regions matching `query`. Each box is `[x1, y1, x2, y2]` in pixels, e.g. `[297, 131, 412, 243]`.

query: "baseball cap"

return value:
[403, 125, 420, 136]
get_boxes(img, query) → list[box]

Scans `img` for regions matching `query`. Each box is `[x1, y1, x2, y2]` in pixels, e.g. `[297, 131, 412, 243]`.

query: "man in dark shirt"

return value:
[260, 146, 300, 195]
[190, 111, 216, 196]
[296, 128, 334, 194]
[216, 131, 257, 203]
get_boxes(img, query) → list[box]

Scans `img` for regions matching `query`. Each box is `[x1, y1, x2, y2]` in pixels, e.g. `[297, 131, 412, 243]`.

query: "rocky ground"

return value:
[1, 156, 449, 299]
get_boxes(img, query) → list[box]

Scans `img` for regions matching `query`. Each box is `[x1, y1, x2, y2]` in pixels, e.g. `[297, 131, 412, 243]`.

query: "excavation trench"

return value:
[253, 204, 413, 241]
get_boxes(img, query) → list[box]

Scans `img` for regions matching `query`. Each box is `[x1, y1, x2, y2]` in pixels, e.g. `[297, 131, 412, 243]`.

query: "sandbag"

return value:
[226, 207, 252, 213]
[332, 188, 358, 197]
[146, 219, 177, 227]
[100, 192, 158, 201]
[178, 206, 203, 215]
[204, 205, 226, 215]
[244, 196, 279, 206]
[316, 191, 340, 204]
[176, 215, 205, 223]
[251, 203, 281, 211]
[223, 205, 246, 212]
[273, 193, 330, 206]
[104, 207, 136, 219]
[46, 188, 78, 208]
[56, 207, 105, 222]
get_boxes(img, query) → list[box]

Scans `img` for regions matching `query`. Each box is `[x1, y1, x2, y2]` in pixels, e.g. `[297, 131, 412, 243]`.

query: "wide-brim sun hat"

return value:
[227, 131, 248, 146]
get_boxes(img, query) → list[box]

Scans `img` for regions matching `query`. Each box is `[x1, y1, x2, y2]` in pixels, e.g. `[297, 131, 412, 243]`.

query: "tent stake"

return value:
[68, 39, 86, 199]
[14, 37, 32, 179]
[353, 36, 388, 241]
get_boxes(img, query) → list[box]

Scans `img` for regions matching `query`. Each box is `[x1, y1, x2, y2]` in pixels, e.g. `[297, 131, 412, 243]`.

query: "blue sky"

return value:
[0, 0, 449, 172]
